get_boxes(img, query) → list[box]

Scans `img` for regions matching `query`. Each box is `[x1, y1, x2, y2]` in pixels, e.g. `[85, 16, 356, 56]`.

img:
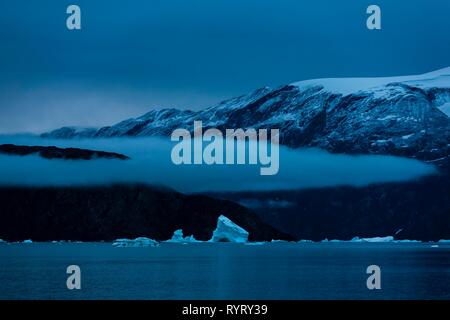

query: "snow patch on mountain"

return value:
[291, 67, 450, 96]
[439, 103, 450, 117]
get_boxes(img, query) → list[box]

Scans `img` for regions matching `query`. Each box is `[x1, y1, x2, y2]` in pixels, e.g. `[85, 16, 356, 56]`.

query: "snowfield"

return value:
[291, 67, 450, 95]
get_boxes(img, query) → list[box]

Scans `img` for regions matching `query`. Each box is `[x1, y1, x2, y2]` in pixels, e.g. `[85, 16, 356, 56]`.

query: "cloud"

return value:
[0, 136, 437, 193]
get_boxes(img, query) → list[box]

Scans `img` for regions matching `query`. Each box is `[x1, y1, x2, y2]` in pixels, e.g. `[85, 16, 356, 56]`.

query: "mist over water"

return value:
[0, 136, 437, 193]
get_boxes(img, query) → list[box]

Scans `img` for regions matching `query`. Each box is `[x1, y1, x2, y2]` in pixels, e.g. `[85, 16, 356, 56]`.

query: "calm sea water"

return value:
[0, 242, 449, 300]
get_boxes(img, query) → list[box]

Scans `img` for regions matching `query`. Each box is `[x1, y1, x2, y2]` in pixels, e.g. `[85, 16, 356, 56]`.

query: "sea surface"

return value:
[0, 242, 449, 300]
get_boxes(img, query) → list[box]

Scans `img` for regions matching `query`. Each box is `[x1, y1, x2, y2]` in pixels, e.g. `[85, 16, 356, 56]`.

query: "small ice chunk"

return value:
[0, 239, 6, 244]
[209, 215, 249, 243]
[361, 236, 394, 243]
[438, 239, 450, 243]
[22, 239, 33, 244]
[166, 229, 199, 243]
[113, 237, 159, 247]
[350, 236, 395, 242]
[244, 242, 266, 246]
[431, 245, 439, 248]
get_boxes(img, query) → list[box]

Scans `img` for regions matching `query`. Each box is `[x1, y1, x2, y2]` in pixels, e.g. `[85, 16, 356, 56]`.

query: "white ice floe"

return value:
[320, 236, 422, 243]
[112, 237, 159, 247]
[351, 236, 394, 243]
[209, 215, 249, 243]
[244, 242, 266, 246]
[431, 245, 439, 248]
[22, 239, 33, 244]
[320, 236, 395, 243]
[166, 229, 200, 243]
[438, 239, 450, 243]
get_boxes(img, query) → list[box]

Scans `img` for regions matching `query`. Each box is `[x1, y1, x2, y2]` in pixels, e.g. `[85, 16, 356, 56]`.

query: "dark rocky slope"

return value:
[212, 172, 450, 241]
[0, 185, 293, 242]
[0, 144, 129, 160]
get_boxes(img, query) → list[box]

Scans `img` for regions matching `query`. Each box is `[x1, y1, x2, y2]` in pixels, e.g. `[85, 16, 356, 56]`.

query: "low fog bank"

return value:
[0, 135, 437, 193]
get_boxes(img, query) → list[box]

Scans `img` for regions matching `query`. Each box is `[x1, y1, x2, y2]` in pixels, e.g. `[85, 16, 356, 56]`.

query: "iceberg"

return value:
[351, 236, 394, 243]
[271, 239, 288, 243]
[166, 229, 200, 243]
[112, 237, 159, 247]
[244, 242, 266, 246]
[209, 215, 249, 243]
[393, 239, 421, 243]
[22, 239, 33, 244]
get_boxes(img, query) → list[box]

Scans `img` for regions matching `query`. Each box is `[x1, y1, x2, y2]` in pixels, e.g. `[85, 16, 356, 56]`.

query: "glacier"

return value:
[112, 237, 159, 247]
[209, 215, 249, 243]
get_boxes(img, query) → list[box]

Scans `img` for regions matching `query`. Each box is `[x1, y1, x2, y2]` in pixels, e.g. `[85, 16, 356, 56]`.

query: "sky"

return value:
[0, 0, 449, 133]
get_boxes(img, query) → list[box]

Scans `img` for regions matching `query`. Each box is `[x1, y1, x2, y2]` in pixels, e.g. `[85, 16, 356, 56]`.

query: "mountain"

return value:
[0, 184, 293, 242]
[212, 172, 450, 241]
[43, 68, 450, 164]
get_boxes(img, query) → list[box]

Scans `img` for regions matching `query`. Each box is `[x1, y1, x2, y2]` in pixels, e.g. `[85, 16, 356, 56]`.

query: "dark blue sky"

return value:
[0, 0, 449, 133]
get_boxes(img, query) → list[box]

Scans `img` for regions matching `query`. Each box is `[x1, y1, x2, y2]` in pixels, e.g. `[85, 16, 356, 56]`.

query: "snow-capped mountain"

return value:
[43, 68, 450, 163]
